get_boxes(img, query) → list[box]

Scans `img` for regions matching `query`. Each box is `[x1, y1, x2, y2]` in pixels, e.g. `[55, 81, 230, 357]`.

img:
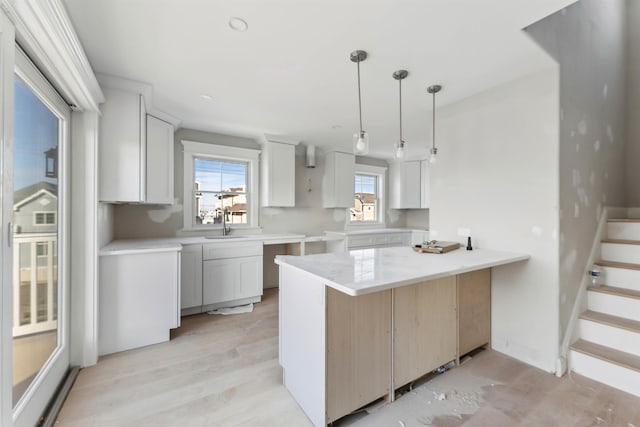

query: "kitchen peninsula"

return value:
[275, 246, 528, 426]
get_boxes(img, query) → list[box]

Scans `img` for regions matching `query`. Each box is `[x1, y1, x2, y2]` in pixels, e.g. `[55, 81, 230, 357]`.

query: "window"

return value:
[182, 141, 260, 230]
[350, 164, 386, 225]
[34, 212, 56, 225]
[36, 242, 48, 257]
[194, 158, 248, 225]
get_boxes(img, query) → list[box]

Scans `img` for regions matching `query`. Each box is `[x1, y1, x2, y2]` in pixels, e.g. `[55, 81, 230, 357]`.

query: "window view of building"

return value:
[352, 173, 378, 222]
[193, 158, 248, 226]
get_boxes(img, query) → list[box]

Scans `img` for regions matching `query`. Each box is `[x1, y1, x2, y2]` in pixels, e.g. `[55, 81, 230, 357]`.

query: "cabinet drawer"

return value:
[203, 242, 263, 260]
[348, 235, 377, 249]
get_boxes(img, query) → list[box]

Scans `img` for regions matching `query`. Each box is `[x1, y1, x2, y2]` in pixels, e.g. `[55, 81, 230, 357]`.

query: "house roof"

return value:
[13, 181, 58, 210]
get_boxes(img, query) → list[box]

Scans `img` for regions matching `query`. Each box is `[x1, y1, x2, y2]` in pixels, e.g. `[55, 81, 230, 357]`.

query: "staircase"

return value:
[569, 219, 640, 397]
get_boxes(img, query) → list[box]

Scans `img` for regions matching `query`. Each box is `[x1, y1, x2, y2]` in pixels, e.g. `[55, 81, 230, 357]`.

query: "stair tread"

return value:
[580, 310, 640, 333]
[595, 260, 640, 271]
[601, 238, 640, 245]
[571, 339, 640, 373]
[588, 285, 640, 299]
[608, 219, 640, 223]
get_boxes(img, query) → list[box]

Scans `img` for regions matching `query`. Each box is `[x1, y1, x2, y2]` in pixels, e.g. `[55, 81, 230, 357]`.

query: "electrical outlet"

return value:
[457, 227, 471, 237]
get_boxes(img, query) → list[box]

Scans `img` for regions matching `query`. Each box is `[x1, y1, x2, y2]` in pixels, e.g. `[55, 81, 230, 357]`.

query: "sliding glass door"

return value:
[11, 48, 70, 427]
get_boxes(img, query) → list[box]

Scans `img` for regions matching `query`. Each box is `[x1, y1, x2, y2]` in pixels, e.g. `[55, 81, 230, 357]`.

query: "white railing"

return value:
[13, 233, 57, 337]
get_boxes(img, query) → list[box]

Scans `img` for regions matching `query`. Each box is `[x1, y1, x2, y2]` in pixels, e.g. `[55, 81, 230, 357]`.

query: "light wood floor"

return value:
[56, 288, 640, 426]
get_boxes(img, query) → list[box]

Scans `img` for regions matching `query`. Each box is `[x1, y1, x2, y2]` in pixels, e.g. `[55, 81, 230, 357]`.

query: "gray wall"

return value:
[627, 0, 640, 205]
[113, 128, 408, 239]
[526, 0, 627, 346]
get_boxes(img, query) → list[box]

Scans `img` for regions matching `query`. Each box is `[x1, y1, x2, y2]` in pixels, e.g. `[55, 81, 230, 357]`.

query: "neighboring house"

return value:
[13, 181, 57, 235]
[351, 192, 376, 221]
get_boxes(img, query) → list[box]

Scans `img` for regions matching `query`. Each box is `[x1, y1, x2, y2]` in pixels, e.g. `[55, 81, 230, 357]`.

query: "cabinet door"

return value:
[393, 276, 456, 388]
[99, 88, 145, 202]
[146, 115, 174, 204]
[420, 160, 430, 208]
[180, 245, 202, 310]
[326, 288, 391, 423]
[457, 268, 491, 356]
[390, 160, 421, 209]
[237, 256, 263, 299]
[263, 141, 295, 207]
[323, 151, 355, 208]
[203, 258, 238, 305]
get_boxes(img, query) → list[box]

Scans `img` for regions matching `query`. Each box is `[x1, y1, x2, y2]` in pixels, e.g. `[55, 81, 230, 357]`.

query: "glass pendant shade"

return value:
[353, 130, 369, 155]
[395, 141, 406, 160]
[429, 147, 438, 164]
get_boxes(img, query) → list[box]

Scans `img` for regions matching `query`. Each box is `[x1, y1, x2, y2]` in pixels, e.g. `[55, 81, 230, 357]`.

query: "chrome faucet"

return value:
[222, 207, 231, 236]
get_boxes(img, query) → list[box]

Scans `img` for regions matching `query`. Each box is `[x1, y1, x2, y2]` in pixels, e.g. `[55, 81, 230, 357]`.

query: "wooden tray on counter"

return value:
[413, 241, 461, 254]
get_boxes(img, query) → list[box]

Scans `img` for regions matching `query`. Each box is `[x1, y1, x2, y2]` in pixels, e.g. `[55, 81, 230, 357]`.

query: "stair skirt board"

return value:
[601, 242, 640, 265]
[578, 319, 640, 356]
[608, 222, 640, 240]
[596, 266, 640, 293]
[569, 350, 640, 397]
[587, 292, 640, 322]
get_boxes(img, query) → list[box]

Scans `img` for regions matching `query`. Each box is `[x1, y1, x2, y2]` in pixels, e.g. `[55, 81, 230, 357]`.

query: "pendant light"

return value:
[427, 84, 442, 164]
[393, 70, 408, 160]
[351, 50, 369, 155]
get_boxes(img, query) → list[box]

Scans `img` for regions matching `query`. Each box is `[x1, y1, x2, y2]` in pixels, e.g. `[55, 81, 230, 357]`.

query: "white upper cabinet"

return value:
[389, 160, 430, 209]
[323, 151, 355, 208]
[99, 87, 146, 203]
[146, 115, 174, 204]
[99, 86, 175, 204]
[261, 135, 299, 207]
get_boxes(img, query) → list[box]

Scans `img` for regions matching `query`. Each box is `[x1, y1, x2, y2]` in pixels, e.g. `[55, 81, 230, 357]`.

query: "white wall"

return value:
[429, 69, 560, 372]
[526, 0, 627, 348]
[627, 0, 640, 205]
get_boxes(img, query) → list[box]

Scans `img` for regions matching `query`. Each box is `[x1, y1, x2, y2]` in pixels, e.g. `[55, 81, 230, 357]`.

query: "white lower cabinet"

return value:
[99, 248, 181, 355]
[203, 256, 262, 306]
[182, 241, 264, 313]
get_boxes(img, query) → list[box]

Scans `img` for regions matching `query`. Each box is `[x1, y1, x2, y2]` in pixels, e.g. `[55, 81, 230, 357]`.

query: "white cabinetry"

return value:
[180, 244, 202, 311]
[99, 248, 181, 355]
[323, 151, 355, 208]
[99, 87, 146, 203]
[200, 241, 263, 309]
[146, 115, 174, 204]
[99, 87, 174, 204]
[261, 135, 299, 207]
[389, 160, 430, 209]
[326, 231, 412, 252]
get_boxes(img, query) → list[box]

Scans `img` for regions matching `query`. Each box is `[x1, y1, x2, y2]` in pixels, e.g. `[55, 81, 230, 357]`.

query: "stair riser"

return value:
[607, 222, 640, 240]
[587, 292, 640, 322]
[598, 267, 640, 292]
[578, 319, 640, 357]
[570, 350, 640, 397]
[601, 243, 640, 264]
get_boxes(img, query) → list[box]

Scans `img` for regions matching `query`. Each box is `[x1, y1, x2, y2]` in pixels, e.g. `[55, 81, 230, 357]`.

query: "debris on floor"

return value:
[207, 303, 254, 315]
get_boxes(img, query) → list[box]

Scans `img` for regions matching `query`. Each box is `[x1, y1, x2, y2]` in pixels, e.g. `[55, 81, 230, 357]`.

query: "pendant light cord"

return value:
[399, 78, 403, 143]
[357, 60, 363, 134]
[432, 90, 436, 151]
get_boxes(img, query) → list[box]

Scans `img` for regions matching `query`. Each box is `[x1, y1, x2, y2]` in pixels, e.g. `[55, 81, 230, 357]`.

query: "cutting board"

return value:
[413, 241, 461, 254]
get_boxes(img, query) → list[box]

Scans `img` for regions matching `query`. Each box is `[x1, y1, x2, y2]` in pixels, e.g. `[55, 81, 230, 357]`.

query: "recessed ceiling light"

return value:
[228, 17, 248, 32]
[200, 94, 213, 101]
[331, 125, 342, 130]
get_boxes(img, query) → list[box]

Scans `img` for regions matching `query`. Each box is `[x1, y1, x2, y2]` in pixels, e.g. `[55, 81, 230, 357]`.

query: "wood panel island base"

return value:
[275, 246, 528, 427]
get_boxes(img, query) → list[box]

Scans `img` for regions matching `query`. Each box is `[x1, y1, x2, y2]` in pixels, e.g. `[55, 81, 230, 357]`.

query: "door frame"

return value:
[11, 46, 71, 427]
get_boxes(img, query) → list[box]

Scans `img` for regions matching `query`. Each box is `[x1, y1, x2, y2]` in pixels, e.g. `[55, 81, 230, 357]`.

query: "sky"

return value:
[355, 173, 376, 194]
[14, 76, 59, 192]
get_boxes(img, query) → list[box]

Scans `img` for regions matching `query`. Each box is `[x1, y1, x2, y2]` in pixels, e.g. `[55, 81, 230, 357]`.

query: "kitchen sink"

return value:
[205, 235, 248, 239]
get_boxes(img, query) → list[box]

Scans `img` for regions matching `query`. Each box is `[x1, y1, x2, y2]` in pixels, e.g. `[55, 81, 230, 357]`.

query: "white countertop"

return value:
[100, 233, 311, 255]
[275, 246, 528, 296]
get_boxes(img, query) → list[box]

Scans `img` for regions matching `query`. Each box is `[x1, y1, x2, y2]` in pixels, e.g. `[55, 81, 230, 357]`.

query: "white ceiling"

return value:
[62, 0, 576, 159]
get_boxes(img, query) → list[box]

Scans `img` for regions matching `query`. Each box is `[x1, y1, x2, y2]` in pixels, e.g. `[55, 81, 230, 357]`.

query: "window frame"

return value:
[182, 140, 260, 231]
[349, 163, 386, 227]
